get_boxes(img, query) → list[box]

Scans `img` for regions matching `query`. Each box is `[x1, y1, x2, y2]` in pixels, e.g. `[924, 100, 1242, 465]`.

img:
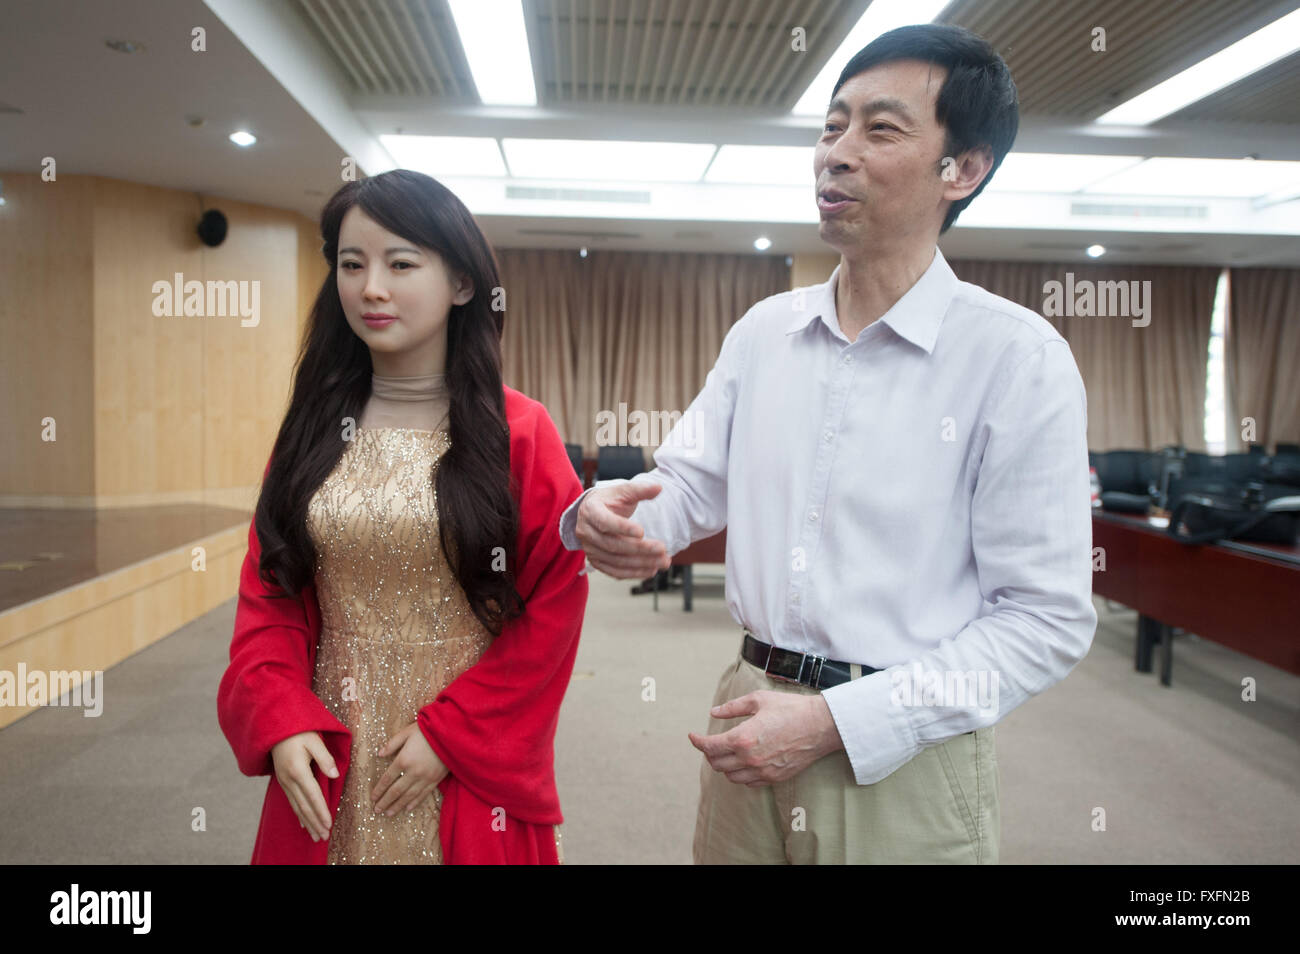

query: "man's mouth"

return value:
[817, 187, 857, 214]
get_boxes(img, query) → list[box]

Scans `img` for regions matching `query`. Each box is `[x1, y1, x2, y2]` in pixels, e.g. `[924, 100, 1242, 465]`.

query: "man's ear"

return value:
[940, 146, 995, 202]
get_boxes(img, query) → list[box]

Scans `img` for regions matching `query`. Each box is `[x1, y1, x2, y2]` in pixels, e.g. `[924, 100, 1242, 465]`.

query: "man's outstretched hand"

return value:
[575, 481, 672, 579]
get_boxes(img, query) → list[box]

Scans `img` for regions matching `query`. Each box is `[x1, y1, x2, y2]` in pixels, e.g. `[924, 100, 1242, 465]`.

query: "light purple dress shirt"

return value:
[559, 247, 1097, 784]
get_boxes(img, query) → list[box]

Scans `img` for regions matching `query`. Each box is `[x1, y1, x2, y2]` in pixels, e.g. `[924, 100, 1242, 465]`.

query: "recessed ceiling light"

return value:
[1086, 245, 1106, 258]
[754, 236, 772, 251]
[229, 131, 256, 147]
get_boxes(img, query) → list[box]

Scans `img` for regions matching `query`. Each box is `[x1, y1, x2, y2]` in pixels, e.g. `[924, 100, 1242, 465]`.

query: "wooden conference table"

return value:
[654, 530, 727, 612]
[1090, 509, 1300, 685]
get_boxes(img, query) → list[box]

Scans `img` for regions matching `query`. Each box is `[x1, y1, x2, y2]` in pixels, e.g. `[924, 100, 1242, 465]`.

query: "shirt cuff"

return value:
[557, 482, 631, 550]
[821, 670, 922, 785]
[557, 488, 593, 551]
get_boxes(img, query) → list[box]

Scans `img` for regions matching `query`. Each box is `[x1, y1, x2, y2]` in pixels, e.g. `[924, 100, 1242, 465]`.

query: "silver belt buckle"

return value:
[764, 645, 826, 687]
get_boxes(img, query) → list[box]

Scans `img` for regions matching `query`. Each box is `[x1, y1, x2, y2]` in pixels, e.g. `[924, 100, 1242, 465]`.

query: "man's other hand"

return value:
[575, 481, 672, 579]
[689, 691, 844, 786]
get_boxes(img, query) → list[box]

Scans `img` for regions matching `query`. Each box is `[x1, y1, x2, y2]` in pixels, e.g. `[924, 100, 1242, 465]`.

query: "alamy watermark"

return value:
[49, 883, 149, 933]
[1042, 273, 1150, 327]
[889, 664, 1000, 718]
[594, 402, 705, 458]
[0, 665, 103, 717]
[152, 272, 260, 327]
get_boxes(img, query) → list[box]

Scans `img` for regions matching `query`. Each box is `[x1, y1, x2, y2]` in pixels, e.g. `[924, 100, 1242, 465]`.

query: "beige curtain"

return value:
[1225, 268, 1300, 452]
[497, 249, 789, 452]
[949, 260, 1218, 451]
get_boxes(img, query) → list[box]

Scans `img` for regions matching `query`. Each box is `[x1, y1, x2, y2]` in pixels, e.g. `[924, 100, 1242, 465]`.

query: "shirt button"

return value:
[823, 429, 833, 442]
[791, 592, 801, 603]
[842, 354, 852, 364]
[808, 510, 819, 522]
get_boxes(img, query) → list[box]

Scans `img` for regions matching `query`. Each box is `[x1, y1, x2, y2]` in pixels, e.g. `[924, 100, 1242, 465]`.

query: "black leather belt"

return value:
[741, 632, 879, 690]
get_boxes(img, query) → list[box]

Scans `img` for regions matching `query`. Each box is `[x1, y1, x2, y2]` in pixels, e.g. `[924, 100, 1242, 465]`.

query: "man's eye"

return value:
[392, 262, 412, 269]
[871, 123, 895, 131]
[823, 123, 839, 133]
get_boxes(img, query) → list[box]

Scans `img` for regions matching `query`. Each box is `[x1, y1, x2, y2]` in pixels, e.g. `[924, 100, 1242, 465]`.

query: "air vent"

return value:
[1070, 202, 1208, 219]
[505, 185, 651, 203]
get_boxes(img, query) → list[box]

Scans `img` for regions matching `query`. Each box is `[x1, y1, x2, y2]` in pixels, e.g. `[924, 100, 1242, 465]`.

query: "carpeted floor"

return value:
[1, 566, 1296, 864]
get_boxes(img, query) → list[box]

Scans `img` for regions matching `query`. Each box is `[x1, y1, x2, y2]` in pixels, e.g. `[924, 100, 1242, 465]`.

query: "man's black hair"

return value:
[830, 23, 1019, 233]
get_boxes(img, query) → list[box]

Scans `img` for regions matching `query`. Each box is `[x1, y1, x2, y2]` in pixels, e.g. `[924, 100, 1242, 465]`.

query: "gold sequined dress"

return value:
[305, 371, 506, 864]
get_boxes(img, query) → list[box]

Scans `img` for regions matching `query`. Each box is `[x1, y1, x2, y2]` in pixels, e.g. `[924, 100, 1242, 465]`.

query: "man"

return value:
[558, 23, 1096, 863]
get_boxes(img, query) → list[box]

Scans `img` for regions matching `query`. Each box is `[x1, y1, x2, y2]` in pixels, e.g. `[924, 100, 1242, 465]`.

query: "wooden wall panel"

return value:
[0, 172, 323, 510]
[0, 174, 97, 500]
[92, 178, 206, 504]
[791, 252, 839, 290]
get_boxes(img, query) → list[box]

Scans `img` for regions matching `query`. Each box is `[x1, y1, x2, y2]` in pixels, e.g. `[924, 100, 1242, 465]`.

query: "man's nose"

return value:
[822, 136, 859, 173]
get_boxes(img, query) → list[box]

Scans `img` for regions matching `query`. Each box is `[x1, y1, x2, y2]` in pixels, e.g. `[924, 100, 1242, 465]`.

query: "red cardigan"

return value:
[217, 386, 588, 864]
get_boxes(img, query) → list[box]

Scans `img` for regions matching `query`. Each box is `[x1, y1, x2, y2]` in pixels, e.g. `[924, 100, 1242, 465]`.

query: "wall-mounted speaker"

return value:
[197, 209, 228, 247]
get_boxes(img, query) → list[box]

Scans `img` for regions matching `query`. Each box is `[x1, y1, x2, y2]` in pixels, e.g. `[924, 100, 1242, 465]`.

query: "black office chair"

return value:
[1150, 446, 1188, 505]
[1226, 453, 1270, 481]
[1266, 452, 1300, 488]
[564, 442, 584, 482]
[1183, 452, 1269, 483]
[1093, 449, 1162, 513]
[1180, 451, 1215, 479]
[595, 445, 646, 482]
[1275, 442, 1300, 456]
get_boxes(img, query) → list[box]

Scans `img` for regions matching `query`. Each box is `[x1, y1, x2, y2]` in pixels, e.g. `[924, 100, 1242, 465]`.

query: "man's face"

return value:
[813, 59, 953, 253]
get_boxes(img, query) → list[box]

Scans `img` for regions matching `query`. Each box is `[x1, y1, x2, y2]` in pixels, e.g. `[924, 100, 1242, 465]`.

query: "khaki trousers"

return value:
[692, 652, 1000, 864]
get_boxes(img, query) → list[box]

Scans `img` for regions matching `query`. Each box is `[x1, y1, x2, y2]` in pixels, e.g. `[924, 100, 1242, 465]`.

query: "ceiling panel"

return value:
[292, 0, 477, 99]
[298, 0, 1300, 126]
[525, 0, 867, 107]
[940, 0, 1300, 120]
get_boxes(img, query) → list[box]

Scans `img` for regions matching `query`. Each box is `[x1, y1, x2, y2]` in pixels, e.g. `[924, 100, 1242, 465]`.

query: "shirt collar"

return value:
[786, 247, 957, 354]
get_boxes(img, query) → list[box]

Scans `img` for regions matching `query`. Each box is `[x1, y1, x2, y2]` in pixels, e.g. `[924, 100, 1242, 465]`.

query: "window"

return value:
[1203, 269, 1228, 455]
